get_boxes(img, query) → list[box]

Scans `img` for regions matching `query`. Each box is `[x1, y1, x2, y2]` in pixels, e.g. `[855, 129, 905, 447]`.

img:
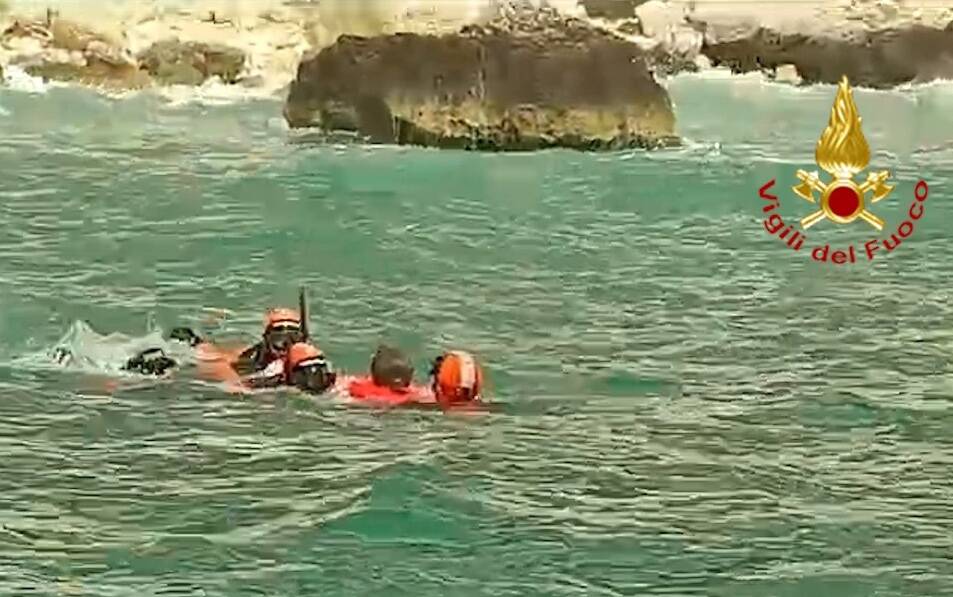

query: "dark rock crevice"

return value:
[579, 0, 650, 20]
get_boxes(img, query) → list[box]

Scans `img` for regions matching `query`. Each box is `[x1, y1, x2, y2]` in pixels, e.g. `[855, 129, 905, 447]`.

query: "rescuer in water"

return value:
[282, 342, 337, 394]
[342, 346, 487, 410]
[429, 350, 485, 409]
[121, 335, 337, 396]
[343, 344, 431, 405]
[120, 303, 305, 378]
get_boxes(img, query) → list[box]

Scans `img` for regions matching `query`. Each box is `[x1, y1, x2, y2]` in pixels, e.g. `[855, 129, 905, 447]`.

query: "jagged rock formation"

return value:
[0, 18, 149, 88]
[588, 0, 953, 88]
[138, 40, 245, 86]
[0, 17, 246, 89]
[284, 10, 678, 150]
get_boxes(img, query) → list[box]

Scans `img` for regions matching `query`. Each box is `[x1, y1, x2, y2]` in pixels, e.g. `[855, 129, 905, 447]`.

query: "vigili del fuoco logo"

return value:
[759, 75, 929, 264]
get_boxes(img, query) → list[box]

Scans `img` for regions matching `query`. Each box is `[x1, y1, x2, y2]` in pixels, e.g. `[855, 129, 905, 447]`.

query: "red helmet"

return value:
[264, 308, 301, 331]
[432, 350, 483, 405]
[286, 342, 324, 371]
[284, 342, 336, 393]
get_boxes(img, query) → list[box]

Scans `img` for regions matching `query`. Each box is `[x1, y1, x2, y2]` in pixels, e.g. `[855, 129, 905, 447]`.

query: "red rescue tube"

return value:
[343, 375, 433, 406]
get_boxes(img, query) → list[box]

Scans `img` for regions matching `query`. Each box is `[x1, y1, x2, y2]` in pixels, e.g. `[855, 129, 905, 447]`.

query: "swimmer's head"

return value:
[370, 344, 414, 391]
[285, 342, 335, 394]
[263, 308, 304, 355]
[430, 350, 483, 407]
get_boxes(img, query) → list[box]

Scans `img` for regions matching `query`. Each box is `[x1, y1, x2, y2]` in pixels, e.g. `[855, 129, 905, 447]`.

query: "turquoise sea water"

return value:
[1, 74, 953, 596]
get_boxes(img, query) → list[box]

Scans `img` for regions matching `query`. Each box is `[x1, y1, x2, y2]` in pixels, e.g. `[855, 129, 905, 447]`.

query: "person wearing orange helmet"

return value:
[283, 342, 337, 394]
[118, 288, 318, 387]
[227, 341, 336, 393]
[158, 306, 305, 384]
[229, 307, 306, 375]
[428, 350, 485, 409]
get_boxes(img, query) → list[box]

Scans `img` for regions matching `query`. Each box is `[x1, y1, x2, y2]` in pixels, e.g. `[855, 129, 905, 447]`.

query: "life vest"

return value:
[343, 375, 433, 406]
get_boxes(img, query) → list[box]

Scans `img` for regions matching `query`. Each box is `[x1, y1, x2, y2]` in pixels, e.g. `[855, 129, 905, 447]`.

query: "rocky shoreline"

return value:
[2, 0, 952, 149]
[0, 18, 248, 90]
[604, 0, 953, 87]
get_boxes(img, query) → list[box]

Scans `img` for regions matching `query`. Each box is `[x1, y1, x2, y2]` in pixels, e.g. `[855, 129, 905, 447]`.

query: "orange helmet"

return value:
[286, 342, 323, 371]
[431, 350, 483, 405]
[285, 342, 336, 394]
[264, 308, 301, 331]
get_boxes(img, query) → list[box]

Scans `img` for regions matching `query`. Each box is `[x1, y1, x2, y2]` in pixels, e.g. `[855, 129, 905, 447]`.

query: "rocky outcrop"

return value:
[0, 17, 247, 89]
[6, 0, 953, 103]
[700, 25, 953, 88]
[1, 18, 150, 88]
[138, 40, 246, 86]
[284, 11, 678, 151]
[584, 0, 704, 77]
[582, 0, 953, 88]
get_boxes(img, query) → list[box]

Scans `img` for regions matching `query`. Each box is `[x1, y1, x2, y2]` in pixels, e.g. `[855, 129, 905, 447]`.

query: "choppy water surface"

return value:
[1, 75, 953, 596]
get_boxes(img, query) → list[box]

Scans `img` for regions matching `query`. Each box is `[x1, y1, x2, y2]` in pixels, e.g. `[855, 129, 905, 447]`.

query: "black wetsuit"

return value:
[118, 329, 283, 384]
[120, 327, 201, 376]
[122, 347, 177, 376]
[230, 342, 279, 376]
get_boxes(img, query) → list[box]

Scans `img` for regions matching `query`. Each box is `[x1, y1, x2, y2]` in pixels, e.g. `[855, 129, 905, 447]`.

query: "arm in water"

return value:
[169, 325, 274, 376]
[121, 326, 204, 376]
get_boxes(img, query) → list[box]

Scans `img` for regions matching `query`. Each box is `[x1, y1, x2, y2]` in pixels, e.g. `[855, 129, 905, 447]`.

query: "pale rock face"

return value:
[635, 0, 686, 39]
[774, 64, 801, 85]
[2, 33, 44, 55]
[636, 0, 700, 60]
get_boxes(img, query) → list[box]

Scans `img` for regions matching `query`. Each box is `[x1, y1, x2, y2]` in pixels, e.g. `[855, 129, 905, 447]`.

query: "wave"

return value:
[1, 64, 51, 94]
[10, 319, 194, 377]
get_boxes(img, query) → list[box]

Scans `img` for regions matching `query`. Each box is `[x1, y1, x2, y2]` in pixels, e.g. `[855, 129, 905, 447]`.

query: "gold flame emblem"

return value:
[793, 76, 893, 230]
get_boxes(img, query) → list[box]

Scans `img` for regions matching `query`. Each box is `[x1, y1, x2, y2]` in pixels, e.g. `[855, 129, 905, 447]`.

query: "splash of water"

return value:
[1, 64, 49, 94]
[14, 320, 194, 375]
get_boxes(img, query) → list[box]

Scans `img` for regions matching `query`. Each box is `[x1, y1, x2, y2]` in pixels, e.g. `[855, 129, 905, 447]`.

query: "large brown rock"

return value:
[284, 10, 678, 150]
[701, 24, 953, 88]
[138, 40, 246, 85]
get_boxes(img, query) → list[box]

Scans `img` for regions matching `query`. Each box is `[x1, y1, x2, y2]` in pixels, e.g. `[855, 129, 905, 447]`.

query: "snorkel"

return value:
[298, 285, 310, 343]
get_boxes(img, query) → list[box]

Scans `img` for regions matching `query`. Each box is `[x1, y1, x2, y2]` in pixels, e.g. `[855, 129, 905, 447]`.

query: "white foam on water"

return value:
[1, 64, 50, 94]
[13, 319, 196, 377]
[95, 77, 285, 107]
[153, 78, 284, 108]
